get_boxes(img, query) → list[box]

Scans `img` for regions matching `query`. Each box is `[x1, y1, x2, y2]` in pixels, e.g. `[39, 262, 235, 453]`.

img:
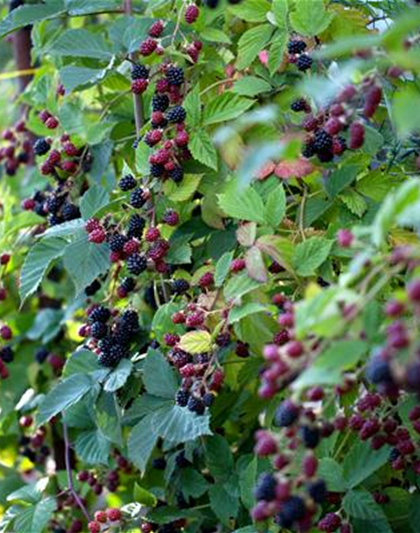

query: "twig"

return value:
[62, 420, 91, 522]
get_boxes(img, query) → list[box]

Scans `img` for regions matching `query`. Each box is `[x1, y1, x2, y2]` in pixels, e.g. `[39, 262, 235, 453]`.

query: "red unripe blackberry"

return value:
[88, 228, 106, 244]
[337, 84, 357, 102]
[175, 130, 189, 146]
[131, 79, 148, 94]
[164, 333, 179, 346]
[141, 523, 153, 533]
[236, 341, 250, 358]
[230, 258, 246, 272]
[385, 299, 404, 317]
[0, 325, 12, 340]
[307, 386, 324, 401]
[88, 522, 101, 533]
[286, 340, 304, 358]
[77, 470, 89, 482]
[185, 4, 200, 23]
[185, 310, 205, 327]
[193, 40, 203, 50]
[45, 116, 59, 129]
[39, 109, 51, 123]
[349, 122, 365, 149]
[172, 311, 185, 324]
[145, 129, 163, 147]
[254, 431, 278, 456]
[94, 511, 107, 523]
[187, 45, 200, 63]
[407, 279, 420, 302]
[146, 227, 161, 242]
[151, 148, 171, 165]
[302, 453, 318, 477]
[140, 37, 158, 56]
[337, 228, 353, 247]
[156, 78, 170, 93]
[340, 525, 352, 533]
[162, 208, 179, 226]
[332, 136, 347, 155]
[151, 111, 165, 126]
[0, 253, 11, 265]
[301, 114, 318, 131]
[85, 218, 101, 233]
[123, 239, 139, 255]
[149, 20, 164, 38]
[61, 160, 77, 173]
[318, 513, 341, 532]
[19, 415, 33, 428]
[47, 149, 61, 165]
[324, 117, 342, 135]
[22, 198, 36, 210]
[278, 312, 294, 328]
[198, 271, 214, 288]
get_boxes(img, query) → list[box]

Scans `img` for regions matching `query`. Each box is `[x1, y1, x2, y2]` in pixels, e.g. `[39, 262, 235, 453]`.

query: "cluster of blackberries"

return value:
[22, 185, 80, 226]
[0, 120, 33, 176]
[18, 421, 50, 465]
[287, 39, 313, 72]
[88, 508, 122, 533]
[81, 305, 140, 367]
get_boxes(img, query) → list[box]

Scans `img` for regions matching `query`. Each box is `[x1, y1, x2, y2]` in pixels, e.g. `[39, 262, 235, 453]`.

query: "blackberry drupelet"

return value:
[128, 214, 146, 238]
[130, 188, 147, 208]
[166, 106, 186, 124]
[33, 138, 50, 156]
[121, 277, 136, 293]
[85, 279, 101, 296]
[175, 451, 190, 468]
[302, 141, 316, 158]
[276, 496, 306, 528]
[313, 129, 333, 152]
[35, 347, 49, 363]
[45, 195, 63, 214]
[152, 94, 170, 112]
[297, 54, 313, 71]
[0, 347, 14, 363]
[152, 457, 166, 470]
[120, 310, 140, 333]
[166, 66, 184, 86]
[127, 253, 148, 275]
[119, 174, 137, 191]
[131, 64, 149, 80]
[287, 39, 307, 54]
[290, 98, 309, 112]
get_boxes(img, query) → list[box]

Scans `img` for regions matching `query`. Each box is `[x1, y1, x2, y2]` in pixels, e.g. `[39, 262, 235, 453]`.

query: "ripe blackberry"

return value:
[175, 451, 190, 468]
[313, 130, 333, 152]
[287, 40, 307, 54]
[187, 395, 205, 415]
[33, 138, 50, 156]
[302, 141, 315, 158]
[91, 321, 108, 340]
[276, 496, 306, 528]
[301, 425, 321, 449]
[162, 209, 179, 226]
[131, 64, 149, 80]
[166, 106, 187, 123]
[172, 278, 190, 294]
[274, 400, 300, 427]
[120, 277, 136, 293]
[297, 54, 313, 71]
[0, 346, 14, 363]
[317, 150, 334, 163]
[85, 279, 101, 296]
[88, 306, 110, 323]
[203, 392, 215, 406]
[254, 473, 277, 501]
[130, 188, 147, 208]
[176, 389, 190, 407]
[119, 174, 137, 191]
[366, 357, 393, 385]
[152, 94, 170, 112]
[150, 163, 165, 177]
[61, 203, 80, 221]
[35, 347, 49, 363]
[166, 66, 184, 86]
[109, 234, 128, 253]
[45, 195, 63, 214]
[127, 253, 148, 275]
[49, 214, 63, 226]
[169, 166, 184, 183]
[128, 214, 146, 238]
[290, 98, 310, 112]
[120, 310, 140, 332]
[307, 479, 327, 503]
[152, 457, 166, 470]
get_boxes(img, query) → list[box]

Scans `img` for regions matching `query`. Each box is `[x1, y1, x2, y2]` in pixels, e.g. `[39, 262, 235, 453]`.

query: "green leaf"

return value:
[180, 469, 210, 499]
[392, 87, 420, 138]
[290, 0, 334, 36]
[236, 24, 274, 70]
[239, 456, 257, 509]
[134, 483, 157, 506]
[236, 222, 257, 247]
[104, 359, 133, 392]
[80, 185, 110, 220]
[272, 0, 288, 29]
[152, 404, 212, 445]
[135, 142, 152, 175]
[343, 489, 386, 520]
[293, 237, 333, 277]
[256, 234, 294, 272]
[41, 219, 85, 239]
[50, 29, 113, 59]
[215, 251, 234, 288]
[342, 441, 390, 489]
[409, 493, 420, 533]
[74, 429, 110, 465]
[0, 1, 65, 38]
[264, 184, 286, 227]
[20, 238, 66, 304]
[293, 340, 367, 390]
[7, 478, 49, 504]
[165, 174, 202, 202]
[245, 246, 267, 282]
[340, 189, 367, 217]
[151, 302, 185, 344]
[63, 349, 100, 377]
[209, 483, 239, 525]
[203, 93, 255, 126]
[63, 234, 110, 294]
[143, 349, 178, 399]
[95, 391, 122, 445]
[205, 435, 235, 481]
[229, 303, 267, 324]
[201, 27, 231, 43]
[318, 458, 347, 492]
[218, 186, 265, 223]
[189, 130, 218, 170]
[231, 77, 272, 97]
[268, 30, 287, 76]
[179, 331, 212, 354]
[37, 374, 92, 425]
[183, 85, 201, 128]
[325, 164, 361, 198]
[14, 497, 56, 533]
[59, 66, 107, 93]
[127, 415, 159, 474]
[224, 273, 262, 301]
[228, 0, 270, 22]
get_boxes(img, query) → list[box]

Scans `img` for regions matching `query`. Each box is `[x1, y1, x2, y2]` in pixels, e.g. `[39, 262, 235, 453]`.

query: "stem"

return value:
[62, 420, 91, 522]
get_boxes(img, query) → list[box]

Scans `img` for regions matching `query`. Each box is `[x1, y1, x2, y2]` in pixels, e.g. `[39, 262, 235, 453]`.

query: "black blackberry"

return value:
[119, 174, 137, 191]
[120, 277, 136, 293]
[389, 448, 400, 462]
[302, 141, 315, 158]
[313, 129, 333, 152]
[166, 106, 186, 124]
[287, 40, 307, 54]
[35, 347, 49, 363]
[131, 64, 149, 80]
[152, 457, 166, 470]
[61, 203, 80, 221]
[336, 136, 347, 152]
[300, 425, 321, 449]
[33, 138, 50, 156]
[88, 306, 110, 323]
[127, 253, 148, 275]
[290, 98, 309, 112]
[170, 349, 191, 368]
[172, 278, 190, 294]
[276, 496, 306, 528]
[128, 214, 146, 238]
[297, 54, 313, 71]
[317, 150, 334, 163]
[112, 326, 132, 346]
[187, 395, 205, 415]
[130, 188, 147, 208]
[98, 336, 113, 354]
[203, 392, 215, 407]
[152, 94, 170, 112]
[307, 479, 327, 503]
[150, 163, 165, 177]
[45, 195, 64, 214]
[48, 214, 63, 226]
[254, 473, 277, 502]
[175, 451, 190, 468]
[0, 346, 14, 363]
[166, 66, 184, 86]
[90, 321, 108, 340]
[109, 233, 128, 253]
[85, 279, 101, 296]
[176, 389, 190, 407]
[98, 349, 123, 368]
[110, 343, 129, 360]
[120, 310, 140, 332]
[274, 400, 300, 427]
[169, 166, 184, 183]
[366, 357, 393, 384]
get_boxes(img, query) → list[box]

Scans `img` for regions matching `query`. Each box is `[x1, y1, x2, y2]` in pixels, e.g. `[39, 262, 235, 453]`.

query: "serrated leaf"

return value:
[0, 1, 65, 38]
[215, 251, 234, 287]
[218, 186, 265, 223]
[165, 174, 202, 202]
[343, 441, 390, 488]
[268, 30, 287, 75]
[293, 237, 333, 277]
[228, 0, 270, 22]
[40, 219, 85, 239]
[256, 234, 294, 272]
[290, 0, 334, 36]
[151, 302, 185, 343]
[180, 469, 209, 499]
[236, 222, 257, 247]
[340, 189, 367, 217]
[80, 185, 110, 220]
[63, 350, 100, 377]
[50, 29, 113, 59]
[229, 303, 267, 324]
[203, 93, 255, 126]
[183, 85, 201, 128]
[272, 0, 288, 29]
[236, 24, 274, 70]
[152, 404, 212, 445]
[325, 164, 361, 198]
[104, 359, 133, 392]
[74, 429, 110, 465]
[20, 238, 66, 303]
[189, 130, 218, 170]
[143, 349, 178, 399]
[201, 27, 231, 43]
[59, 66, 107, 93]
[209, 484, 239, 526]
[318, 458, 347, 492]
[264, 184, 286, 227]
[128, 415, 159, 473]
[14, 497, 56, 533]
[37, 374, 92, 425]
[179, 331, 212, 354]
[135, 142, 152, 175]
[343, 489, 386, 520]
[224, 273, 261, 301]
[245, 246, 267, 282]
[232, 76, 272, 97]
